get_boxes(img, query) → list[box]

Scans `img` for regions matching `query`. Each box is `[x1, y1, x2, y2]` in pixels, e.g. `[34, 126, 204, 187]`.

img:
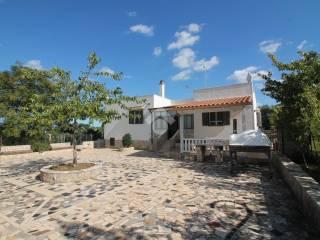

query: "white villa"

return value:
[104, 74, 260, 154]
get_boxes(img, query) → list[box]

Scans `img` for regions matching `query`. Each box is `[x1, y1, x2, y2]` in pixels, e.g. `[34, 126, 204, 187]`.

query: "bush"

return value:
[122, 133, 133, 148]
[31, 140, 52, 152]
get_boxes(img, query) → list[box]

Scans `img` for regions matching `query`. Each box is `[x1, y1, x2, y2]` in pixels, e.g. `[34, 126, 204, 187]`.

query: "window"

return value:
[202, 111, 230, 126]
[129, 109, 143, 124]
[183, 114, 194, 129]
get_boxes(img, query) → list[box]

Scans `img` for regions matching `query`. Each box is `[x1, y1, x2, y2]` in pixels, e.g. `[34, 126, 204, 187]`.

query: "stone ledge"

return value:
[0, 145, 32, 154]
[39, 163, 102, 183]
[50, 142, 72, 150]
[273, 152, 320, 230]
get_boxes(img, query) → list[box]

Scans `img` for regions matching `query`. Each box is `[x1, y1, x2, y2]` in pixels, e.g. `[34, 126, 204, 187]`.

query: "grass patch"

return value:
[50, 163, 95, 171]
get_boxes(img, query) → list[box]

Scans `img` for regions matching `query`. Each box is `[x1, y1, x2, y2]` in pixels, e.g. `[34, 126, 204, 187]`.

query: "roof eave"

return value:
[173, 102, 252, 111]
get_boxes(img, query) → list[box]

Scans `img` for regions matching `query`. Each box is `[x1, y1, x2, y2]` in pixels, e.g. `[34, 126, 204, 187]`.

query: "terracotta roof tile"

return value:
[172, 96, 252, 110]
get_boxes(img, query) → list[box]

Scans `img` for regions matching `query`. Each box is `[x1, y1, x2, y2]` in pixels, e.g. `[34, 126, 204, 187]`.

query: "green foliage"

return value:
[262, 51, 320, 154]
[259, 105, 272, 130]
[44, 52, 139, 132]
[122, 133, 133, 147]
[25, 52, 141, 164]
[0, 52, 142, 163]
[31, 140, 52, 152]
[0, 64, 56, 144]
[269, 105, 282, 129]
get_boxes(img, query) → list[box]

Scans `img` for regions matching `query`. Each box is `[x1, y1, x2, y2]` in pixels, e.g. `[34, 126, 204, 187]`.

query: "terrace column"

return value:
[179, 114, 184, 153]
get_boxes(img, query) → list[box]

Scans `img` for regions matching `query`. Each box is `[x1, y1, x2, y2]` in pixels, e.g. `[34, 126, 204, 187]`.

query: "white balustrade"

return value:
[181, 138, 228, 153]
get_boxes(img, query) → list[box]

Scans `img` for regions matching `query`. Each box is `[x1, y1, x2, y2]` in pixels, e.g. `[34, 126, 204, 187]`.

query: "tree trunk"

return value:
[0, 134, 2, 153]
[72, 133, 77, 165]
[302, 153, 309, 169]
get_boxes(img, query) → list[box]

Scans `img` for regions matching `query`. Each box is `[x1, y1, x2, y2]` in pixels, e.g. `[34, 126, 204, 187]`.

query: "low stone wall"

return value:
[50, 142, 72, 150]
[0, 145, 32, 154]
[105, 139, 151, 150]
[1, 141, 95, 155]
[82, 141, 94, 149]
[273, 153, 320, 230]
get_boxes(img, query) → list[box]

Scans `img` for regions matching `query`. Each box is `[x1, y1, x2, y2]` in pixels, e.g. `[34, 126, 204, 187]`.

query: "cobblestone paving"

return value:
[0, 149, 319, 239]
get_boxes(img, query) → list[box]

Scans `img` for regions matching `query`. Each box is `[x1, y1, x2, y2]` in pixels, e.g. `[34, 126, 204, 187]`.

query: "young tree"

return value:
[262, 51, 320, 159]
[28, 52, 139, 164]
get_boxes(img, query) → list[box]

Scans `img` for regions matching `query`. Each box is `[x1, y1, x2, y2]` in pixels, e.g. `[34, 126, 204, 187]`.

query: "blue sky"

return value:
[0, 0, 319, 105]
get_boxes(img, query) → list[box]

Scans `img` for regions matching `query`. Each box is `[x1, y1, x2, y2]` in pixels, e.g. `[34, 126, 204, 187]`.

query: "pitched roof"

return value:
[172, 96, 252, 110]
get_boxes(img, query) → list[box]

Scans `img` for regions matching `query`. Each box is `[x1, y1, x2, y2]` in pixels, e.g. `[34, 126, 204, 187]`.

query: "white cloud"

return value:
[297, 40, 307, 50]
[193, 56, 219, 72]
[129, 24, 154, 36]
[23, 60, 43, 70]
[228, 66, 268, 83]
[153, 46, 162, 57]
[168, 31, 200, 50]
[127, 11, 137, 17]
[100, 66, 115, 74]
[169, 23, 219, 81]
[259, 40, 281, 54]
[171, 69, 192, 81]
[171, 49, 219, 80]
[172, 48, 195, 69]
[186, 23, 202, 33]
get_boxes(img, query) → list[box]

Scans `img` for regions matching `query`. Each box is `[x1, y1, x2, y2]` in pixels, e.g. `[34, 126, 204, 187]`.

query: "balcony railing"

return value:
[181, 138, 228, 153]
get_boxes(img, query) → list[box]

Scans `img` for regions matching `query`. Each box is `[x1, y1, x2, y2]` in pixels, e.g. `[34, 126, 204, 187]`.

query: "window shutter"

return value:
[217, 112, 224, 126]
[209, 112, 215, 126]
[202, 112, 209, 126]
[191, 114, 194, 129]
[224, 111, 230, 125]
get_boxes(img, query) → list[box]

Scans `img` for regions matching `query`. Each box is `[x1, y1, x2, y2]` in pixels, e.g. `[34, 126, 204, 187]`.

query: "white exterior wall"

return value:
[153, 94, 172, 108]
[193, 83, 252, 100]
[104, 80, 258, 143]
[179, 105, 253, 140]
[192, 81, 258, 130]
[250, 81, 258, 130]
[104, 95, 172, 141]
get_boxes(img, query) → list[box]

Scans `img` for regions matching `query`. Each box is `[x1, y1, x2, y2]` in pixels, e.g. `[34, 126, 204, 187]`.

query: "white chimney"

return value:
[159, 80, 165, 98]
[247, 73, 252, 83]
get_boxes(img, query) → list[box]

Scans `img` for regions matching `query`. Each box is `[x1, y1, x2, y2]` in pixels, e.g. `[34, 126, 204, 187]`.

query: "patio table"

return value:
[195, 144, 224, 162]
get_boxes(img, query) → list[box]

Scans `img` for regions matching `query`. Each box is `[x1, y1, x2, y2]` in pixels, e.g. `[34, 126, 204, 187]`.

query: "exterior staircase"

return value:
[158, 130, 181, 159]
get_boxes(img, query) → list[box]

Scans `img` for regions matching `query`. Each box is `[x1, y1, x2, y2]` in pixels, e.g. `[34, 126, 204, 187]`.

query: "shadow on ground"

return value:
[128, 150, 320, 239]
[0, 157, 69, 177]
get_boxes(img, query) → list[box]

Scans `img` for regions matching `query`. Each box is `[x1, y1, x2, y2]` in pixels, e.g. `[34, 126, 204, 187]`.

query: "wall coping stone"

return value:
[273, 152, 320, 231]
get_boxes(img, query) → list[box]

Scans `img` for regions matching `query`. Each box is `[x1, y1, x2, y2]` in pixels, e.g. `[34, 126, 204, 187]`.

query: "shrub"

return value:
[31, 140, 52, 152]
[122, 133, 133, 148]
